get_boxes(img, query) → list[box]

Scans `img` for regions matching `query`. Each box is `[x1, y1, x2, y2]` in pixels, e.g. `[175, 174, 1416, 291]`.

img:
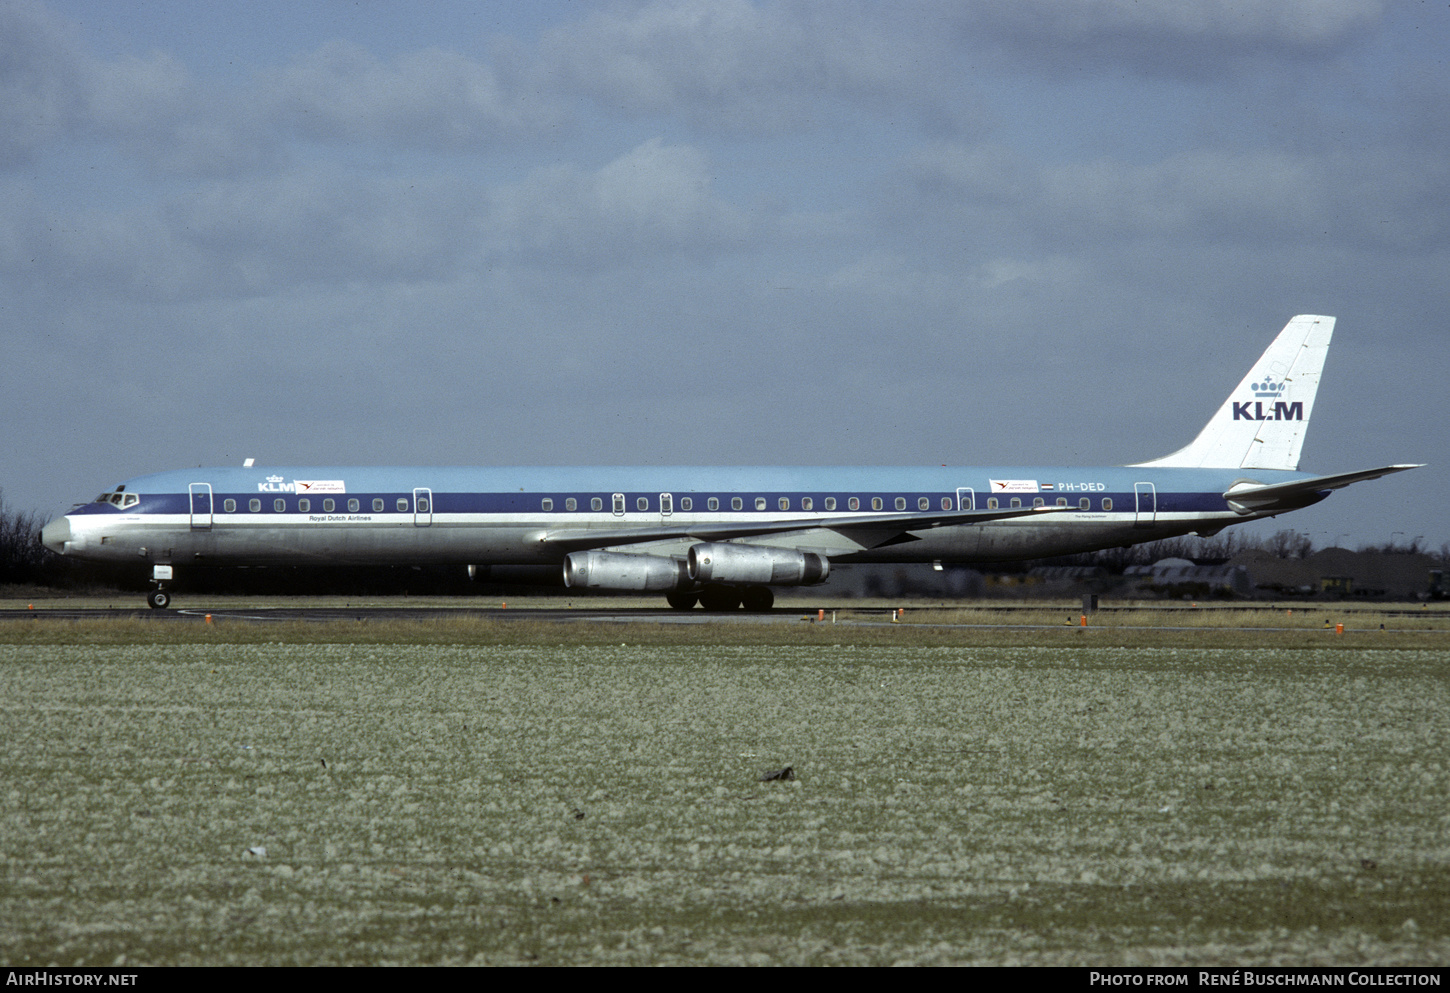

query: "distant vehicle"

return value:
[41, 315, 1419, 610]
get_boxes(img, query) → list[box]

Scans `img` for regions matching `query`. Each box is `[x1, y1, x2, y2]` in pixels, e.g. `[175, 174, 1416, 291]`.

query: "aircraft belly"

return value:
[157, 522, 549, 566]
[845, 521, 1164, 564]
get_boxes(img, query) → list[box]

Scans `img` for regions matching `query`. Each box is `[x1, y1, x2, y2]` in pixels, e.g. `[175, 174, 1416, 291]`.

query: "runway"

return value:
[3, 600, 1445, 632]
[0, 604, 816, 625]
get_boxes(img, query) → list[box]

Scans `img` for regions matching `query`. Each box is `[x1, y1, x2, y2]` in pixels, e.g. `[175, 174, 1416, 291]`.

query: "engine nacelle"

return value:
[563, 551, 691, 591]
[687, 543, 830, 586]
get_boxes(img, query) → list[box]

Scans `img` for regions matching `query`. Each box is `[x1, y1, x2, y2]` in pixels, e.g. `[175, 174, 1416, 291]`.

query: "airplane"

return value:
[40, 315, 1420, 610]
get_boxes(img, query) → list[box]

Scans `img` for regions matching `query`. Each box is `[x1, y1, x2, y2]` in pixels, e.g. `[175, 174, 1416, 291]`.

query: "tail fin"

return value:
[1132, 315, 1334, 471]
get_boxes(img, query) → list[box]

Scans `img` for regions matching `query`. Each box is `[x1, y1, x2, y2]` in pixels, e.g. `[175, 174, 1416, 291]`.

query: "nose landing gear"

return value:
[148, 564, 174, 610]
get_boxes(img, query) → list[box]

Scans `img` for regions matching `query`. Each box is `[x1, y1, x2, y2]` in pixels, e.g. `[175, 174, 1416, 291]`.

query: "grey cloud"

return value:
[3, 137, 762, 304]
[0, 0, 88, 166]
[527, 0, 975, 135]
[257, 40, 563, 150]
[485, 138, 757, 266]
[906, 142, 1450, 253]
[0, 3, 559, 173]
[948, 0, 1386, 78]
[0, 0, 273, 175]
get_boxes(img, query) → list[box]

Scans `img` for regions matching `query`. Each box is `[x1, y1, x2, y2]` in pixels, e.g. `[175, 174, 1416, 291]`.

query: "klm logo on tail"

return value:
[1232, 401, 1303, 421]
[1132, 314, 1334, 470]
[1232, 377, 1302, 421]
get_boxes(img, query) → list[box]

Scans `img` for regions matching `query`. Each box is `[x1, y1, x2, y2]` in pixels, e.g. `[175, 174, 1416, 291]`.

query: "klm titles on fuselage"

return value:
[257, 477, 347, 494]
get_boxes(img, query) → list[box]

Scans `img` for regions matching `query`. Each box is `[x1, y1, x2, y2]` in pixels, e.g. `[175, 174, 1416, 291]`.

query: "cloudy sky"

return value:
[3, 0, 1446, 551]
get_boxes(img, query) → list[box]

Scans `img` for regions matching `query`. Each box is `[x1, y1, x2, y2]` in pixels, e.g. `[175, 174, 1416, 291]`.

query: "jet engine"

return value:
[563, 551, 691, 591]
[687, 543, 830, 585]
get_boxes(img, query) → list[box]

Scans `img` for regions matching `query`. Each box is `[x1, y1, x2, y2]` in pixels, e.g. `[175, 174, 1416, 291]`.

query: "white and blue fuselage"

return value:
[40, 316, 1420, 609]
[46, 462, 1316, 567]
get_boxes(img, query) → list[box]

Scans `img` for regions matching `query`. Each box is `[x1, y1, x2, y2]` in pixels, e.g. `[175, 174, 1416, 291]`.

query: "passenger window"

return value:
[802, 497, 813, 511]
[680, 497, 691, 511]
[1103, 498, 1113, 511]
[778, 497, 789, 510]
[825, 497, 837, 511]
[324, 499, 335, 512]
[613, 494, 625, 514]
[732, 497, 743, 511]
[918, 497, 930, 510]
[637, 496, 648, 511]
[755, 497, 766, 511]
[298, 498, 310, 512]
[566, 498, 577, 511]
[895, 497, 906, 511]
[542, 498, 554, 511]
[224, 499, 236, 513]
[397, 498, 409, 512]
[1080, 498, 1090, 510]
[274, 498, 286, 512]
[848, 497, 859, 510]
[349, 498, 361, 512]
[941, 497, 951, 510]
[1010, 498, 1021, 508]
[1033, 497, 1044, 508]
[987, 498, 998, 510]
[591, 497, 603, 512]
[249, 498, 261, 512]
[1056, 498, 1067, 507]
[708, 497, 719, 511]
[872, 497, 883, 511]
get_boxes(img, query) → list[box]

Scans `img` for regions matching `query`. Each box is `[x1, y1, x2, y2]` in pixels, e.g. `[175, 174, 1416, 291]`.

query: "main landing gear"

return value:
[668, 584, 775, 612]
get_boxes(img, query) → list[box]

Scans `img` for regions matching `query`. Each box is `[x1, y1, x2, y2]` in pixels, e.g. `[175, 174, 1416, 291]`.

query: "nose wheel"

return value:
[148, 564, 174, 609]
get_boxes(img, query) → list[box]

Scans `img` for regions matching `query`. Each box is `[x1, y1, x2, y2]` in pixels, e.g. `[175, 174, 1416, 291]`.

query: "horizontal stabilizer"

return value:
[1223, 464, 1423, 514]
[535, 504, 1067, 552]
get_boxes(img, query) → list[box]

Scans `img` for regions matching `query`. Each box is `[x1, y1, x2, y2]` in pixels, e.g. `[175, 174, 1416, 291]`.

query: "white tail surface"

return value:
[1133, 315, 1335, 471]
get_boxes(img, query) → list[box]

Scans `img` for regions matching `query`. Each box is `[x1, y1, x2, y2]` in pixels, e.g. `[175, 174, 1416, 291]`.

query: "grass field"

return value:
[1, 611, 1447, 965]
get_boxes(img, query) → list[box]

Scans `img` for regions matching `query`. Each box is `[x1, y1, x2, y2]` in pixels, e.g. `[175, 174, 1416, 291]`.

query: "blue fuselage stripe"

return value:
[74, 488, 1234, 517]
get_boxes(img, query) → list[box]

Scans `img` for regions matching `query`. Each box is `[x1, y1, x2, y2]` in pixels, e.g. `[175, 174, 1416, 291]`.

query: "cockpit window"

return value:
[97, 492, 140, 508]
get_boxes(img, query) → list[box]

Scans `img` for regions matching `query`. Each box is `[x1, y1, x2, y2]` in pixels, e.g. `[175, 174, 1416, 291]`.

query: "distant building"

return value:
[1124, 558, 1253, 598]
[1230, 549, 1438, 600]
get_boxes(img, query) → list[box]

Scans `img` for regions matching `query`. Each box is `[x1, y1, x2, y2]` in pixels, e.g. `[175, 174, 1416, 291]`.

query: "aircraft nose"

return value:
[40, 516, 71, 554]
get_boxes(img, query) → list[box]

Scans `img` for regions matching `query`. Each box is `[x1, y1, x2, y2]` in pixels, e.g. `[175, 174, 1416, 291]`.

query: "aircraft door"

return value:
[956, 488, 975, 511]
[189, 483, 213, 530]
[413, 487, 433, 527]
[1134, 482, 1157, 528]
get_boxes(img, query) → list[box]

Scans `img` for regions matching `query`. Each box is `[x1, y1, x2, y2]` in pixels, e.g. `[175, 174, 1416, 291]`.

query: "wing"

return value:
[1224, 464, 1423, 513]
[532, 504, 1068, 554]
